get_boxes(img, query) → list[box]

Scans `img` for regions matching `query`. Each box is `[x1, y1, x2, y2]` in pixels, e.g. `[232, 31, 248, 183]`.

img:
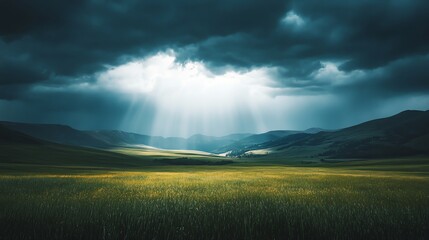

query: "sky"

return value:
[1, 0, 429, 137]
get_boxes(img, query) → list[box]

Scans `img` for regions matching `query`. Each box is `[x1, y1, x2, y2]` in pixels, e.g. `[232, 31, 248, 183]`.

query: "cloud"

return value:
[336, 54, 429, 97]
[0, 0, 428, 135]
[281, 11, 305, 27]
[0, 0, 289, 79]
[1, 0, 428, 89]
[96, 51, 282, 136]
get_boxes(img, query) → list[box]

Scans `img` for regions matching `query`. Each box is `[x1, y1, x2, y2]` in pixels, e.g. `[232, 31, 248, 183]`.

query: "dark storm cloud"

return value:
[171, 0, 429, 97]
[183, 0, 429, 70]
[0, 0, 289, 94]
[292, 0, 429, 71]
[1, 0, 428, 89]
[0, 57, 48, 85]
[0, 0, 428, 133]
[0, 86, 137, 130]
[336, 55, 429, 98]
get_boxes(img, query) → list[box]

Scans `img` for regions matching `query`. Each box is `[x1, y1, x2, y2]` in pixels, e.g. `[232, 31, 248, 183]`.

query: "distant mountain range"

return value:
[0, 121, 253, 152]
[232, 110, 429, 159]
[1, 122, 112, 148]
[1, 110, 429, 159]
[212, 128, 325, 154]
[0, 125, 43, 145]
[0, 120, 322, 153]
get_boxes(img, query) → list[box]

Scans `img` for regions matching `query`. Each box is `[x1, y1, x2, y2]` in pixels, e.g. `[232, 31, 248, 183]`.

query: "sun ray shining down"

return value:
[2, 1, 429, 239]
[98, 50, 286, 137]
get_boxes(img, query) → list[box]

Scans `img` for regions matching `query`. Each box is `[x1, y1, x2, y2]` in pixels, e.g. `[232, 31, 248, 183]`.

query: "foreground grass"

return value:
[1, 165, 428, 239]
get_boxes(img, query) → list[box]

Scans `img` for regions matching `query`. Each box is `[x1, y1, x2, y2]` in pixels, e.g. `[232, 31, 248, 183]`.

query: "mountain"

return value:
[184, 134, 249, 151]
[0, 125, 42, 145]
[233, 110, 429, 159]
[88, 131, 251, 151]
[1, 122, 112, 148]
[0, 121, 252, 152]
[0, 123, 231, 168]
[0, 123, 157, 167]
[214, 128, 325, 154]
[0, 120, 326, 153]
[86, 130, 154, 146]
[6, 110, 425, 160]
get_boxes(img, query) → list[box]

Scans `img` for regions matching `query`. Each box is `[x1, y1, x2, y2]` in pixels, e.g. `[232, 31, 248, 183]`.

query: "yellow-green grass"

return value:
[1, 165, 428, 239]
[0, 145, 233, 173]
[111, 147, 232, 166]
[112, 147, 217, 158]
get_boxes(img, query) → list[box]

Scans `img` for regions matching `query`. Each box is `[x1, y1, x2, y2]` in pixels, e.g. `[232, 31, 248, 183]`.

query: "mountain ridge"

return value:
[232, 110, 429, 158]
[1, 109, 428, 159]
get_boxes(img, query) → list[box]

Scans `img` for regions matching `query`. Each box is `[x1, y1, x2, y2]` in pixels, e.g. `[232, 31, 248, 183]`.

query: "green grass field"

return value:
[0, 146, 429, 239]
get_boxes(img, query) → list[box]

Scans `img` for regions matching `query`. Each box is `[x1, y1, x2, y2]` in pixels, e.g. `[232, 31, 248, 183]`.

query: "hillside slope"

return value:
[0, 124, 153, 168]
[0, 122, 252, 152]
[0, 125, 43, 145]
[1, 122, 111, 148]
[234, 110, 429, 158]
[215, 129, 325, 155]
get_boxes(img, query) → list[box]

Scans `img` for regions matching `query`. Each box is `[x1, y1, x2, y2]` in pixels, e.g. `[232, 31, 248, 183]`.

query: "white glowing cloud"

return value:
[98, 51, 274, 135]
[281, 11, 305, 27]
[312, 61, 365, 86]
[96, 51, 334, 137]
[99, 51, 275, 97]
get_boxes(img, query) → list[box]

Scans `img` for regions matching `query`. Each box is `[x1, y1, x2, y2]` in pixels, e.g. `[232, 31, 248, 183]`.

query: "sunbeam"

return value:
[99, 51, 285, 137]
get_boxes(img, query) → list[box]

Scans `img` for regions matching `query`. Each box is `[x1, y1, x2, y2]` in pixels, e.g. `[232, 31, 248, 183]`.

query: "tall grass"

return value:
[1, 166, 428, 239]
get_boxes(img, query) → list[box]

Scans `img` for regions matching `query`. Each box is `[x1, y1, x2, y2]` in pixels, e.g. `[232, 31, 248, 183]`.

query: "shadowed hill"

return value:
[214, 128, 325, 154]
[184, 133, 252, 152]
[0, 144, 153, 168]
[1, 122, 111, 148]
[237, 110, 429, 158]
[0, 125, 43, 145]
[3, 110, 427, 159]
[87, 130, 155, 146]
[88, 131, 251, 152]
[0, 124, 151, 168]
[0, 121, 253, 152]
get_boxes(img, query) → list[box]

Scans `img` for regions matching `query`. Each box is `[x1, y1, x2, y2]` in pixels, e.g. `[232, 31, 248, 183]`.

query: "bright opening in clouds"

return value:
[1, 0, 428, 137]
[98, 51, 299, 137]
[281, 11, 305, 27]
[99, 51, 275, 96]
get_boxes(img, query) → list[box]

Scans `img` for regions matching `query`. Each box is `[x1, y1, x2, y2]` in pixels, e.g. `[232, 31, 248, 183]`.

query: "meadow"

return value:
[1, 159, 429, 239]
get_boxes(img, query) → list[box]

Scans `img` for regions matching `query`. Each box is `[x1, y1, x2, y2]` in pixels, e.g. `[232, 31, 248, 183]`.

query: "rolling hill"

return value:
[0, 121, 252, 152]
[0, 124, 149, 168]
[214, 128, 325, 155]
[0, 123, 229, 168]
[2, 110, 428, 160]
[234, 110, 429, 159]
[184, 133, 252, 152]
[87, 131, 251, 152]
[1, 122, 111, 148]
[0, 125, 42, 145]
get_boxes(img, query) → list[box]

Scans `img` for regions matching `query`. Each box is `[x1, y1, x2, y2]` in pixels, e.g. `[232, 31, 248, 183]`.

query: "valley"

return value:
[1, 110, 429, 239]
